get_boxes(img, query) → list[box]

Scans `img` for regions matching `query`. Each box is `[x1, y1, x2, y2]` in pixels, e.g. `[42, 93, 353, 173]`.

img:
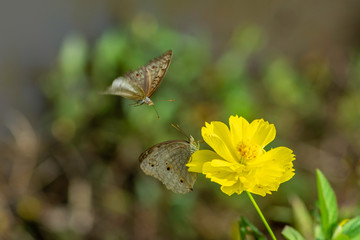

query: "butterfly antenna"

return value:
[158, 99, 175, 102]
[152, 105, 160, 119]
[170, 123, 188, 138]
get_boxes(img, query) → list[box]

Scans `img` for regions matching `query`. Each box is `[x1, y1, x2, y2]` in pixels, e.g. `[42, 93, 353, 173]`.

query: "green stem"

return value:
[246, 191, 277, 240]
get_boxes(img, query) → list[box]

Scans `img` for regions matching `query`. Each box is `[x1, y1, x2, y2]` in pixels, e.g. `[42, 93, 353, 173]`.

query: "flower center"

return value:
[237, 141, 261, 163]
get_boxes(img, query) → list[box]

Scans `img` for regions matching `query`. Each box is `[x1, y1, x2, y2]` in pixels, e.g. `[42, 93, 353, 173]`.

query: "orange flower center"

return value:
[237, 141, 261, 163]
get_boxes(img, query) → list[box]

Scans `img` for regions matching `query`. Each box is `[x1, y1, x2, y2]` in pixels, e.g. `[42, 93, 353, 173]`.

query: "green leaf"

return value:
[333, 233, 350, 240]
[316, 169, 338, 239]
[237, 217, 267, 240]
[341, 216, 360, 238]
[289, 195, 313, 238]
[332, 224, 344, 239]
[282, 226, 305, 240]
[314, 224, 325, 240]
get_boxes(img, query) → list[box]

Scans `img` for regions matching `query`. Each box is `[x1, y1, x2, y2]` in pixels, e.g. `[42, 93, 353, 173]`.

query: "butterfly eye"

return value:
[180, 178, 184, 183]
[151, 65, 156, 69]
[136, 73, 140, 77]
[150, 164, 155, 167]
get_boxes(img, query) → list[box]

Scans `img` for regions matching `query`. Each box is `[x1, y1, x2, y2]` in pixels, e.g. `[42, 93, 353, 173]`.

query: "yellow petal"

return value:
[248, 147, 295, 187]
[229, 115, 250, 146]
[249, 146, 294, 166]
[202, 160, 239, 186]
[280, 169, 295, 183]
[248, 119, 276, 147]
[220, 181, 244, 196]
[248, 186, 270, 196]
[220, 185, 236, 196]
[186, 150, 221, 173]
[202, 121, 238, 163]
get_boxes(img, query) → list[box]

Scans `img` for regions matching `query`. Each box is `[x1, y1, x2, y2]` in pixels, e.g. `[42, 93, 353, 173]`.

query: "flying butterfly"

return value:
[102, 50, 173, 106]
[139, 135, 199, 194]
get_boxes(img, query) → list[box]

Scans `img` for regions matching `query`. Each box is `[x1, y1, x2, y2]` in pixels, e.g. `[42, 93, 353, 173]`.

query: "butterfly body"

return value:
[103, 50, 172, 106]
[106, 75, 154, 105]
[139, 136, 198, 194]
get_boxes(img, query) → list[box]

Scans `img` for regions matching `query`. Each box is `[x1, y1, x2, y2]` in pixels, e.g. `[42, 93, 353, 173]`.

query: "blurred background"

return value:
[1, 0, 360, 239]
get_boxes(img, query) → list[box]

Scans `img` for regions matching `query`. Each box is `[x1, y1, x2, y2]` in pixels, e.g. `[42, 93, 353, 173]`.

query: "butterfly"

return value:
[102, 50, 172, 106]
[139, 135, 198, 194]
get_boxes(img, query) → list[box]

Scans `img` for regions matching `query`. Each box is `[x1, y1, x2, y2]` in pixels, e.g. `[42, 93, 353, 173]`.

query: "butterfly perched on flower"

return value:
[139, 135, 198, 194]
[102, 50, 172, 106]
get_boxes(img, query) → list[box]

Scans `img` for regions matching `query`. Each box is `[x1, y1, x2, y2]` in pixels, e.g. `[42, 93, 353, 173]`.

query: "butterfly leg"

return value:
[134, 100, 146, 107]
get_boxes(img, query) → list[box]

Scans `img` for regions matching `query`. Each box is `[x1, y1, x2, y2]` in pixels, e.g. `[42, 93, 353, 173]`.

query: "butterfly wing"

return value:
[103, 50, 172, 103]
[144, 50, 172, 97]
[102, 75, 146, 101]
[124, 66, 148, 93]
[139, 139, 197, 194]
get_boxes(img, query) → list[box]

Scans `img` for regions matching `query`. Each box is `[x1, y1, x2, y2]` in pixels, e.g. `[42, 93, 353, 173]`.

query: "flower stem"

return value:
[246, 191, 277, 240]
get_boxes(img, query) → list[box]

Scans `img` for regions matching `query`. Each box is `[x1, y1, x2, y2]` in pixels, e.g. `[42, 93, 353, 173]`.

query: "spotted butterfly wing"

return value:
[103, 50, 172, 105]
[144, 50, 172, 97]
[139, 136, 198, 194]
[103, 67, 147, 101]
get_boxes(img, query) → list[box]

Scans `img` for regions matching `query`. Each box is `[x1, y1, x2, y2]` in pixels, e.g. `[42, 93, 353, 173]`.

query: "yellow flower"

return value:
[187, 115, 295, 196]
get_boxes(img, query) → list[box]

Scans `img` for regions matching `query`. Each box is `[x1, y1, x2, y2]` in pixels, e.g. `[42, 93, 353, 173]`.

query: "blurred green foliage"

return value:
[2, 15, 360, 240]
[282, 170, 360, 240]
